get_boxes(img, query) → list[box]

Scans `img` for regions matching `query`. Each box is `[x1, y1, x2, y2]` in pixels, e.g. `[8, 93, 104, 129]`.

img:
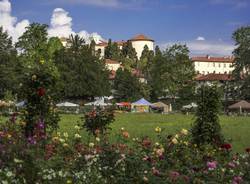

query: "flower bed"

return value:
[0, 115, 250, 183]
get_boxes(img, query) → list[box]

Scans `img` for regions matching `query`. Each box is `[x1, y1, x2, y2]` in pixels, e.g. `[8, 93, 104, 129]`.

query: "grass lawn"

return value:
[59, 113, 250, 153]
[1, 113, 250, 152]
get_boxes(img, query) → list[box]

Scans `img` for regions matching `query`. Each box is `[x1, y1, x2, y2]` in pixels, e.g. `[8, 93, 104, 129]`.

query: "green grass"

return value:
[58, 113, 250, 153]
[1, 113, 250, 152]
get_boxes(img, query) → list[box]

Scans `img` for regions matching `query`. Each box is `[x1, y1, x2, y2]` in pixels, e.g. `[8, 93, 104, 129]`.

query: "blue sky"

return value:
[1, 0, 250, 55]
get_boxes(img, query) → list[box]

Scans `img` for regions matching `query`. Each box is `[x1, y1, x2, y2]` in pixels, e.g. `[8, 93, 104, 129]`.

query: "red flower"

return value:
[246, 148, 250, 153]
[221, 143, 232, 150]
[37, 87, 46, 97]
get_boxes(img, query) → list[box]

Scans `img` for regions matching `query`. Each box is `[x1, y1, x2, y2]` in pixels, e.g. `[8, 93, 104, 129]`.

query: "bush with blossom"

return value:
[1, 114, 250, 183]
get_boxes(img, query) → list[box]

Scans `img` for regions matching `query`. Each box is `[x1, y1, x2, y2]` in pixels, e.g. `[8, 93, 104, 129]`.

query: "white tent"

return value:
[182, 103, 198, 109]
[85, 99, 112, 106]
[56, 102, 79, 107]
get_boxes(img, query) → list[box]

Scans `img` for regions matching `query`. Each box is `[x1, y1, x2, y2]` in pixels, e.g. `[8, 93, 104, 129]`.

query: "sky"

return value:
[0, 0, 249, 56]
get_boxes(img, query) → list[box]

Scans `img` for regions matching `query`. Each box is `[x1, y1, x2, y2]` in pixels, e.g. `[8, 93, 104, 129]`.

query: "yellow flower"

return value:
[181, 129, 188, 135]
[121, 127, 125, 131]
[89, 142, 94, 148]
[40, 59, 45, 64]
[174, 134, 179, 139]
[96, 137, 100, 142]
[155, 142, 160, 146]
[59, 138, 65, 143]
[31, 75, 37, 81]
[66, 180, 72, 184]
[155, 127, 161, 133]
[63, 132, 69, 138]
[7, 134, 12, 139]
[52, 136, 59, 142]
[74, 133, 81, 139]
[63, 143, 69, 148]
[183, 141, 188, 146]
[172, 138, 178, 144]
[74, 125, 80, 130]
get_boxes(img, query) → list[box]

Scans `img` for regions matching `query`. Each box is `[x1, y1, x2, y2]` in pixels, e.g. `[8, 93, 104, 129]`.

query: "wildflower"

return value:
[27, 137, 36, 145]
[31, 75, 37, 81]
[152, 167, 160, 176]
[174, 134, 179, 139]
[143, 176, 149, 182]
[228, 162, 236, 168]
[207, 161, 217, 170]
[74, 133, 81, 139]
[52, 136, 59, 142]
[183, 141, 188, 146]
[89, 142, 94, 148]
[59, 138, 65, 143]
[96, 137, 100, 142]
[122, 131, 130, 138]
[7, 134, 12, 139]
[74, 125, 81, 130]
[221, 143, 232, 150]
[232, 176, 243, 184]
[171, 138, 178, 144]
[246, 147, 250, 153]
[63, 132, 69, 138]
[121, 127, 125, 131]
[155, 142, 160, 146]
[181, 128, 188, 135]
[14, 158, 23, 164]
[37, 87, 46, 97]
[63, 143, 69, 148]
[169, 171, 180, 181]
[155, 127, 161, 133]
[40, 59, 45, 64]
[66, 180, 72, 184]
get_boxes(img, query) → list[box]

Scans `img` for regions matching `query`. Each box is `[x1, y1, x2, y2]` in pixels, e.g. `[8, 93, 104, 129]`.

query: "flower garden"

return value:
[0, 111, 250, 184]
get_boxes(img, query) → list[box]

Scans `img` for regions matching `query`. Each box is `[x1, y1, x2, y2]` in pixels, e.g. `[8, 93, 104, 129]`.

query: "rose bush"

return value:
[0, 116, 250, 183]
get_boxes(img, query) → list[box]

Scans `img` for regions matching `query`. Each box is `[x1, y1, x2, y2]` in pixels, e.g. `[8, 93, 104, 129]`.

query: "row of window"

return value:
[196, 62, 232, 68]
[198, 71, 232, 75]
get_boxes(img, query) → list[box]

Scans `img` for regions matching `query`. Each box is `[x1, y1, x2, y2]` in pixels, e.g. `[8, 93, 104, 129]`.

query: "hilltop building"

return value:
[95, 34, 154, 59]
[191, 55, 235, 75]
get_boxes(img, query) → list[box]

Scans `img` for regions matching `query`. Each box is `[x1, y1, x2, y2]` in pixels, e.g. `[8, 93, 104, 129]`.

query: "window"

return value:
[218, 63, 221, 67]
[213, 62, 215, 67]
[224, 63, 226, 68]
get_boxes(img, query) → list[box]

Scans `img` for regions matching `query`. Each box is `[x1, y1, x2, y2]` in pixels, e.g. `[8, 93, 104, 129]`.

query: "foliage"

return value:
[105, 39, 121, 60]
[1, 116, 250, 183]
[150, 44, 195, 104]
[55, 34, 111, 99]
[113, 68, 142, 101]
[83, 107, 115, 136]
[191, 85, 224, 146]
[232, 26, 250, 100]
[0, 27, 21, 98]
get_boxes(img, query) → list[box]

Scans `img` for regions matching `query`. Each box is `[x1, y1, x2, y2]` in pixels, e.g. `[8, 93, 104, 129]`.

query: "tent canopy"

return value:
[152, 101, 168, 108]
[56, 102, 79, 107]
[228, 100, 250, 109]
[132, 98, 152, 106]
[85, 99, 111, 106]
[182, 103, 198, 109]
[116, 102, 131, 107]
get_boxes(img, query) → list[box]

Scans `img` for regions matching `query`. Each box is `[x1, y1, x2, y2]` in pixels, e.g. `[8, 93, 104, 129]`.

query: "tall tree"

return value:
[55, 35, 110, 99]
[191, 85, 224, 146]
[232, 26, 250, 100]
[113, 68, 142, 101]
[150, 44, 195, 105]
[0, 27, 20, 97]
[104, 39, 121, 60]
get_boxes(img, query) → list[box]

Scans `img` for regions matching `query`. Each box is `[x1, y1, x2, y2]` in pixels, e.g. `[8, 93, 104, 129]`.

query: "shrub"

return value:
[83, 107, 115, 136]
[191, 85, 224, 146]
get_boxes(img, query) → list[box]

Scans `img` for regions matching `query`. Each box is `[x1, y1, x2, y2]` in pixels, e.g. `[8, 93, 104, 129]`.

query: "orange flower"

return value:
[122, 131, 130, 138]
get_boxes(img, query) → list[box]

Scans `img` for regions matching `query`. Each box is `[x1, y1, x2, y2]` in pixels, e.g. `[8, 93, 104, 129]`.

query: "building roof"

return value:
[105, 59, 120, 64]
[96, 41, 108, 47]
[228, 100, 250, 109]
[195, 73, 233, 81]
[129, 34, 154, 42]
[191, 56, 234, 63]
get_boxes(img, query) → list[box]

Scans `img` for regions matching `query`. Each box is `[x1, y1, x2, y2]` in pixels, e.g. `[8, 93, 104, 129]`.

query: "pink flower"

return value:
[207, 161, 217, 170]
[228, 162, 236, 168]
[169, 171, 180, 181]
[152, 167, 160, 176]
[232, 176, 243, 184]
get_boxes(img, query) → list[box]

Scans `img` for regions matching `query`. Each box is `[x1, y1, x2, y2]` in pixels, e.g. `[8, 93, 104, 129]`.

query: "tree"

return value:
[113, 68, 142, 101]
[139, 45, 154, 80]
[104, 39, 121, 60]
[191, 85, 224, 146]
[232, 26, 250, 100]
[55, 35, 111, 99]
[149, 44, 195, 105]
[0, 27, 21, 98]
[16, 23, 60, 136]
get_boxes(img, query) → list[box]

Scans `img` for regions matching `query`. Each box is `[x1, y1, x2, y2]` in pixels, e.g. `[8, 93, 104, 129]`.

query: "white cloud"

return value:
[48, 7, 104, 44]
[0, 0, 29, 42]
[160, 40, 235, 56]
[196, 36, 205, 41]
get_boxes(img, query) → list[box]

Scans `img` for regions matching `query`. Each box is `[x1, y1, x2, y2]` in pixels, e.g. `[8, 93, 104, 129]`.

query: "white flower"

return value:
[96, 137, 100, 142]
[6, 171, 13, 177]
[89, 142, 94, 148]
[74, 125, 81, 130]
[74, 134, 81, 139]
[59, 138, 65, 143]
[63, 132, 68, 138]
